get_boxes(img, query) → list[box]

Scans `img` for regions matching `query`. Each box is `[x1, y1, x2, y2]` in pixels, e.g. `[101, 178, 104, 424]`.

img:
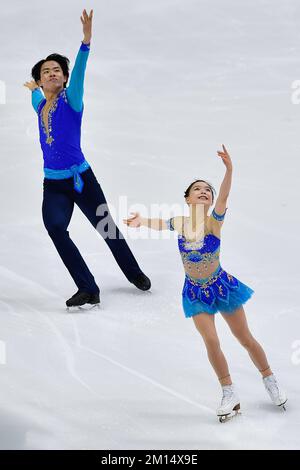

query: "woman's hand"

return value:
[23, 80, 39, 91]
[217, 144, 232, 171]
[81, 9, 93, 44]
[123, 212, 142, 228]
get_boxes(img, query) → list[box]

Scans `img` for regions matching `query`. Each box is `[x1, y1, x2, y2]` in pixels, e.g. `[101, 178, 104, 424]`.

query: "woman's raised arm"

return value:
[213, 144, 232, 215]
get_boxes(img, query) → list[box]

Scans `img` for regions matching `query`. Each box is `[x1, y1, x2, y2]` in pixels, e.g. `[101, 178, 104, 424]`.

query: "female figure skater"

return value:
[124, 145, 287, 422]
[23, 9, 150, 308]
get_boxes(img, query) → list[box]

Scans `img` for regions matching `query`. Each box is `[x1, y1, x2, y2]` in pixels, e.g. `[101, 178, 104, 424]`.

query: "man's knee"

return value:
[44, 221, 68, 239]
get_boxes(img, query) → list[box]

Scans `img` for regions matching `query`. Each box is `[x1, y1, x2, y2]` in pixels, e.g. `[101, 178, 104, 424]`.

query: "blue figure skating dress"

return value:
[167, 208, 254, 318]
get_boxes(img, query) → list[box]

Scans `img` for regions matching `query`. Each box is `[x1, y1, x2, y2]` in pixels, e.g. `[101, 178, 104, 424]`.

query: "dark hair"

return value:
[184, 179, 216, 203]
[31, 53, 70, 88]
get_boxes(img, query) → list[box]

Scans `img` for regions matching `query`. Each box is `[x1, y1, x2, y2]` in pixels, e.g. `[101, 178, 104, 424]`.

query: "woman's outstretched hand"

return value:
[23, 80, 39, 91]
[123, 212, 142, 228]
[81, 9, 93, 44]
[217, 144, 232, 171]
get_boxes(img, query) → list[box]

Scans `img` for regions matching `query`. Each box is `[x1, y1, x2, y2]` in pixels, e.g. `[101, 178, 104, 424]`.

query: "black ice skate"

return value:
[66, 290, 100, 311]
[130, 273, 151, 291]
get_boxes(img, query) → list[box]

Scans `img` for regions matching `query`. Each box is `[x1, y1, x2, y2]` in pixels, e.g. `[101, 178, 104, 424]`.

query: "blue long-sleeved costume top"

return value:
[31, 42, 90, 191]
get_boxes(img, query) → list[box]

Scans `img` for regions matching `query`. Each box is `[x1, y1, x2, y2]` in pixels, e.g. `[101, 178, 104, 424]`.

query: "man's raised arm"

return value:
[66, 9, 93, 112]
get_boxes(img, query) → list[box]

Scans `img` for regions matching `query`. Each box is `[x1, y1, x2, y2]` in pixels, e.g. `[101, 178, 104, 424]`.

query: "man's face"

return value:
[38, 60, 67, 92]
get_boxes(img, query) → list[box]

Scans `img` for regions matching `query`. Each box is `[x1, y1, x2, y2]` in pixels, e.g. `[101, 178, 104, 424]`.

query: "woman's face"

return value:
[185, 181, 213, 206]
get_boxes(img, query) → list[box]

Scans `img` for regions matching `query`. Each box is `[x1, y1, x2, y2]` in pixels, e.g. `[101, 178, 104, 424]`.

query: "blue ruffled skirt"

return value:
[182, 265, 254, 318]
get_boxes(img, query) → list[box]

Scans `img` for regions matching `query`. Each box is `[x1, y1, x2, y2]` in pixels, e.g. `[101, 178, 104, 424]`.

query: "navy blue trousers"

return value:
[42, 168, 142, 294]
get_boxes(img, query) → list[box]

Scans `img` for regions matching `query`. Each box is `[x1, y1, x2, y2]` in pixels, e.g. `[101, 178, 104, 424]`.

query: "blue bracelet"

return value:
[212, 208, 227, 221]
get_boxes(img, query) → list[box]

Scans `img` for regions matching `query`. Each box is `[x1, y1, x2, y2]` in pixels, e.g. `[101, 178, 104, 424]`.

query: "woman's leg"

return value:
[74, 169, 142, 282]
[220, 306, 272, 378]
[192, 312, 232, 386]
[42, 179, 99, 293]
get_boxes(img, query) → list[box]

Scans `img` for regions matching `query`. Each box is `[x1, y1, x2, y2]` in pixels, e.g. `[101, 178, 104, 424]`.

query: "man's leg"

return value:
[74, 169, 143, 282]
[42, 179, 99, 294]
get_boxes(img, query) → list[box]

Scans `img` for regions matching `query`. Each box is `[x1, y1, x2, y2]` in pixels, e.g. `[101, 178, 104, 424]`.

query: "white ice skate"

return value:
[263, 374, 287, 410]
[217, 384, 241, 423]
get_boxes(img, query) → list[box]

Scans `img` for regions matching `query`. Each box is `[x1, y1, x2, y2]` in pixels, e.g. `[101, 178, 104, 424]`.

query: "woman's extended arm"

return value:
[123, 212, 169, 231]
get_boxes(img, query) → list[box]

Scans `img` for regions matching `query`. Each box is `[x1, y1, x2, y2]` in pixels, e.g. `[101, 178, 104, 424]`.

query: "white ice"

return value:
[0, 0, 299, 450]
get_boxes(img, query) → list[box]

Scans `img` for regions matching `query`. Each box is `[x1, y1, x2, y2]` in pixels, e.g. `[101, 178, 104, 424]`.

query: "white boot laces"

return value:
[265, 376, 279, 396]
[221, 386, 233, 405]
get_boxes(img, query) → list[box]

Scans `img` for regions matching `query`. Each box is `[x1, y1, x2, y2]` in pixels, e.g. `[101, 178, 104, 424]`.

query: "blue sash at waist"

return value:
[44, 160, 90, 193]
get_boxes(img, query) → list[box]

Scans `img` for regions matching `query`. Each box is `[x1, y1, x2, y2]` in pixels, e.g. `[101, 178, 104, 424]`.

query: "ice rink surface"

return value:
[0, 0, 299, 449]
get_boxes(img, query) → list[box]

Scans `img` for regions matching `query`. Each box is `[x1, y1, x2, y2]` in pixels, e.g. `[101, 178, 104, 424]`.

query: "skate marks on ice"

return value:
[0, 266, 293, 448]
[69, 315, 215, 416]
[0, 407, 47, 450]
[0, 267, 219, 447]
[0, 265, 99, 396]
[0, 265, 214, 412]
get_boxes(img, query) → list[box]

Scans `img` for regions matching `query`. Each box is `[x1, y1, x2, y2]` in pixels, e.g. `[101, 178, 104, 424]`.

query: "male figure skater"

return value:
[24, 9, 151, 307]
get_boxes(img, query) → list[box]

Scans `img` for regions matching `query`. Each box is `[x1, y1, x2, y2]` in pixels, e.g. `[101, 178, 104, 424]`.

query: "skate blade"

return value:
[66, 303, 100, 312]
[278, 399, 288, 411]
[218, 404, 241, 423]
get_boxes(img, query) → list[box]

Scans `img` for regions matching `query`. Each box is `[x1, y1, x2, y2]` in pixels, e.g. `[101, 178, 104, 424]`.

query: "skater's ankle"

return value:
[218, 374, 232, 387]
[259, 365, 273, 378]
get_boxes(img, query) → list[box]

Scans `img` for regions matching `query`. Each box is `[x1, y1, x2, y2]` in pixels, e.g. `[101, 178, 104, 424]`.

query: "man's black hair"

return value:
[31, 53, 70, 88]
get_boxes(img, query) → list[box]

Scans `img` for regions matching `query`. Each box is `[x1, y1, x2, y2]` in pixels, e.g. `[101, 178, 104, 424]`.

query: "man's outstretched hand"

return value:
[23, 80, 39, 91]
[81, 9, 93, 44]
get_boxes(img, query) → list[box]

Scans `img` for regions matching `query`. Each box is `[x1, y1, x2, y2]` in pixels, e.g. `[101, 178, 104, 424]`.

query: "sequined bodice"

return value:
[178, 232, 221, 279]
[32, 43, 90, 171]
[38, 89, 85, 170]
